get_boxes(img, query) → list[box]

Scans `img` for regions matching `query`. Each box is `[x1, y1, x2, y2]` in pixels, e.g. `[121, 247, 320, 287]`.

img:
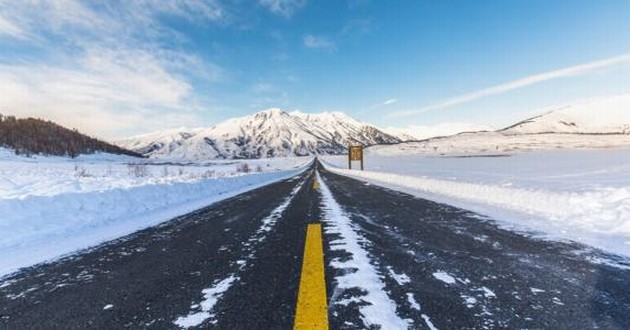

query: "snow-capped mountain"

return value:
[117, 109, 401, 159]
[384, 123, 493, 141]
[501, 93, 630, 134]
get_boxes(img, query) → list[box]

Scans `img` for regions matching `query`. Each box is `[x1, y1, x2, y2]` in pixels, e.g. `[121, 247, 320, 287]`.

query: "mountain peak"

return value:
[256, 108, 289, 117]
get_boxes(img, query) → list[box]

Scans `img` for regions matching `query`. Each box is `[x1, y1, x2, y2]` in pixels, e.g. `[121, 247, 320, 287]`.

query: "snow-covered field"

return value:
[0, 148, 312, 277]
[368, 132, 630, 157]
[322, 148, 630, 258]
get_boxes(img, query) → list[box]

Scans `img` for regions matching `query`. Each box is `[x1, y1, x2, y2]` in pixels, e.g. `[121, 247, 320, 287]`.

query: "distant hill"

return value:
[384, 122, 493, 141]
[0, 114, 142, 158]
[500, 93, 630, 134]
[117, 109, 401, 159]
[365, 93, 630, 156]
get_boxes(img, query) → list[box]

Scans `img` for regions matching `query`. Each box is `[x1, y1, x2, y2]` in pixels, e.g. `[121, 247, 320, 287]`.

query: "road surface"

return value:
[1, 161, 629, 329]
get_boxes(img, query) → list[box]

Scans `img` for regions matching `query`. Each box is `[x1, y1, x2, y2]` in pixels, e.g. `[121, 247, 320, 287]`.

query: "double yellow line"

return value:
[294, 223, 329, 329]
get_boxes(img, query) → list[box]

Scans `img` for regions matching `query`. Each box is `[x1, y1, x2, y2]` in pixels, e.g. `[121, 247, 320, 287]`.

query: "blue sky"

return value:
[0, 0, 629, 138]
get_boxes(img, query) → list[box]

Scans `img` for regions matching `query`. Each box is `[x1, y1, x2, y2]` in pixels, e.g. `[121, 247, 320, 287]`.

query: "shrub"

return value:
[201, 170, 215, 178]
[74, 165, 91, 178]
[236, 163, 251, 173]
[127, 163, 149, 177]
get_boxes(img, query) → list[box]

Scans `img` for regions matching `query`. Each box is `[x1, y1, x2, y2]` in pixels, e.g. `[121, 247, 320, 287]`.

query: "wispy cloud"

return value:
[341, 19, 373, 36]
[259, 0, 306, 17]
[0, 1, 225, 138]
[0, 48, 199, 138]
[354, 98, 397, 115]
[303, 34, 335, 51]
[252, 82, 274, 93]
[381, 98, 398, 106]
[0, 15, 27, 39]
[389, 53, 630, 118]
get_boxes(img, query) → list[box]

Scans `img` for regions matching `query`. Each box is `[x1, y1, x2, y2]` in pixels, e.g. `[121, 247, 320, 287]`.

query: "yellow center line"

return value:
[294, 223, 329, 330]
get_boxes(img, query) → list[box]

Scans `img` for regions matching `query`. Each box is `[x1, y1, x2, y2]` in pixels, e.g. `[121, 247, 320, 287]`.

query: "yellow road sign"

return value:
[349, 146, 363, 161]
[348, 145, 364, 170]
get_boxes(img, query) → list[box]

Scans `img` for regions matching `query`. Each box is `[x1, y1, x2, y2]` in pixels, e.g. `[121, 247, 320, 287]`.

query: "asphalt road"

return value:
[1, 161, 629, 329]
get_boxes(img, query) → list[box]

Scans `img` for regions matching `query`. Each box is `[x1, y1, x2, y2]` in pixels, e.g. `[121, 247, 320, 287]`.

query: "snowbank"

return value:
[0, 154, 311, 277]
[321, 150, 630, 258]
[0, 148, 311, 199]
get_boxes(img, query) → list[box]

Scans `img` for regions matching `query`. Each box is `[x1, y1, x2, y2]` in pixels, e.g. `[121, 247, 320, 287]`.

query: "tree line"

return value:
[0, 114, 142, 158]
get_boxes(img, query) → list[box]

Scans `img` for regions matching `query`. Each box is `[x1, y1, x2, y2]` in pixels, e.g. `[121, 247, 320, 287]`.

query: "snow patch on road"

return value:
[481, 286, 496, 298]
[433, 271, 457, 285]
[174, 275, 238, 328]
[406, 293, 421, 311]
[421, 314, 439, 330]
[317, 171, 409, 329]
[387, 266, 411, 285]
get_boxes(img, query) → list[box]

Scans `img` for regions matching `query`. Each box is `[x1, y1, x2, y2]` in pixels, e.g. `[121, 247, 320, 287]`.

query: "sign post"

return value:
[348, 145, 364, 170]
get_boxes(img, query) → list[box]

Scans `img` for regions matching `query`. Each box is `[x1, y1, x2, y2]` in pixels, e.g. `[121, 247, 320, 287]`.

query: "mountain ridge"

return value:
[117, 109, 401, 160]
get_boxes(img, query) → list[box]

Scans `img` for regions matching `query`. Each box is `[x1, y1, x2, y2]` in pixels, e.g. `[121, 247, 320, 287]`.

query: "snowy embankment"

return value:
[321, 149, 630, 258]
[0, 150, 312, 277]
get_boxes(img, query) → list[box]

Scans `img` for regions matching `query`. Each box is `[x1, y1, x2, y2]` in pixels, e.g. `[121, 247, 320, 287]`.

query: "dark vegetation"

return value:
[0, 114, 142, 158]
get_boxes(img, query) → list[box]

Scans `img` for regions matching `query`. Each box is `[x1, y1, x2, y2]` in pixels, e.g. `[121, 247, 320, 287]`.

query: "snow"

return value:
[406, 293, 421, 310]
[481, 287, 496, 298]
[432, 271, 457, 285]
[463, 296, 478, 307]
[385, 122, 493, 141]
[502, 93, 630, 134]
[173, 177, 306, 328]
[387, 266, 411, 285]
[367, 132, 630, 157]
[421, 314, 439, 330]
[174, 275, 238, 328]
[0, 150, 311, 277]
[321, 148, 630, 258]
[317, 171, 409, 329]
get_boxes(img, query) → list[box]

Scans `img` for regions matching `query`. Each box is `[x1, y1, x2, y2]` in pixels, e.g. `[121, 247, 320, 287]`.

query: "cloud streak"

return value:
[389, 53, 630, 118]
[381, 98, 397, 106]
[303, 34, 335, 50]
[259, 0, 306, 17]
